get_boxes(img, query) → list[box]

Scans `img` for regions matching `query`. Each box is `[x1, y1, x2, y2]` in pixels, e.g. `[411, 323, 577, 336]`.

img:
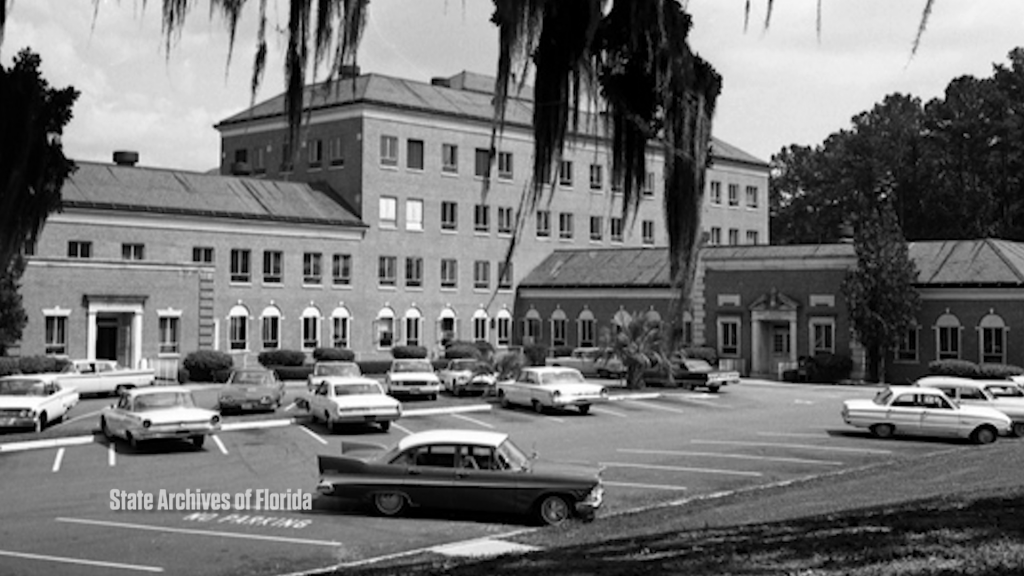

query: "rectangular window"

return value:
[709, 227, 722, 246]
[121, 243, 144, 261]
[590, 216, 603, 242]
[229, 315, 247, 351]
[377, 317, 394, 349]
[589, 163, 603, 191]
[230, 249, 251, 283]
[192, 246, 214, 263]
[441, 201, 458, 231]
[474, 148, 490, 178]
[896, 327, 918, 362]
[728, 228, 739, 246]
[303, 252, 322, 285]
[407, 139, 424, 170]
[405, 316, 421, 347]
[497, 151, 513, 180]
[234, 148, 248, 165]
[642, 171, 655, 196]
[406, 199, 423, 231]
[45, 316, 67, 355]
[746, 230, 759, 245]
[746, 185, 759, 208]
[536, 210, 551, 238]
[68, 241, 92, 259]
[610, 217, 624, 243]
[380, 135, 398, 166]
[441, 259, 458, 289]
[328, 136, 344, 167]
[474, 260, 490, 290]
[579, 318, 595, 348]
[474, 204, 490, 233]
[558, 212, 573, 240]
[378, 256, 397, 287]
[302, 316, 319, 350]
[811, 319, 835, 355]
[252, 146, 266, 174]
[728, 183, 739, 206]
[938, 326, 960, 360]
[558, 160, 573, 186]
[158, 317, 180, 355]
[442, 143, 458, 174]
[379, 196, 398, 228]
[262, 316, 280, 350]
[332, 254, 351, 286]
[552, 318, 567, 347]
[263, 250, 283, 284]
[498, 261, 513, 290]
[308, 138, 323, 168]
[642, 220, 655, 245]
[474, 316, 488, 342]
[332, 316, 349, 348]
[405, 257, 423, 288]
[710, 181, 722, 204]
[497, 316, 512, 347]
[719, 318, 740, 356]
[982, 326, 1005, 364]
[497, 206, 514, 235]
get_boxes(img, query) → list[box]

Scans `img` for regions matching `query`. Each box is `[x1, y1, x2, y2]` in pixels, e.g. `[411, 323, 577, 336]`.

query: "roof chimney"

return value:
[339, 64, 361, 78]
[113, 150, 139, 167]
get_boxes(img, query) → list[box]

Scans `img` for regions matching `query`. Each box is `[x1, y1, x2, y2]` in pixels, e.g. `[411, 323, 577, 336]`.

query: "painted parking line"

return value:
[0, 435, 95, 454]
[620, 399, 689, 415]
[64, 408, 104, 425]
[758, 431, 832, 439]
[283, 402, 297, 412]
[450, 413, 495, 429]
[51, 448, 65, 473]
[298, 425, 328, 445]
[618, 448, 843, 466]
[211, 435, 229, 455]
[600, 461, 763, 477]
[0, 549, 163, 573]
[219, 419, 296, 432]
[604, 481, 689, 491]
[108, 443, 116, 467]
[592, 406, 628, 418]
[402, 404, 492, 417]
[690, 439, 893, 454]
[392, 422, 414, 436]
[56, 517, 342, 547]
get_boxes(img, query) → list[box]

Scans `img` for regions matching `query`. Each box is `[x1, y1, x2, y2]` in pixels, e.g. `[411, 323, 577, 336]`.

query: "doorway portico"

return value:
[84, 295, 147, 369]
[749, 289, 799, 378]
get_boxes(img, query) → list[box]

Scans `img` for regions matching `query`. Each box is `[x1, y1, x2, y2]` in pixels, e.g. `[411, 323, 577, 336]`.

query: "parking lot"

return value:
[0, 380, 992, 576]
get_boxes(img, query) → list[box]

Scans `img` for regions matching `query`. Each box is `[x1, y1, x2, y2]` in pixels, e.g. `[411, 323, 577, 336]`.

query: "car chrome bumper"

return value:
[134, 423, 220, 440]
[0, 416, 37, 428]
[576, 485, 604, 518]
[331, 411, 401, 424]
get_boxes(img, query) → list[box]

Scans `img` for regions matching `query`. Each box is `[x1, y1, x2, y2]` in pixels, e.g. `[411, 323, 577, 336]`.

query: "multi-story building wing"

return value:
[215, 70, 769, 357]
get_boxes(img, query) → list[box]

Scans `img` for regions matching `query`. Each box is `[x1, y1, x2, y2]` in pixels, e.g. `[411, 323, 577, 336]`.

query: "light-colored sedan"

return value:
[100, 387, 221, 449]
[496, 367, 608, 415]
[307, 361, 363, 393]
[0, 374, 79, 432]
[436, 359, 496, 396]
[915, 375, 1024, 437]
[841, 385, 1011, 444]
[306, 377, 402, 433]
[385, 359, 441, 400]
[218, 368, 285, 413]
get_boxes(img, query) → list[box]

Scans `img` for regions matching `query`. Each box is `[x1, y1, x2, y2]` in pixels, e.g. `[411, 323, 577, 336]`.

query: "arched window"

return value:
[577, 309, 596, 347]
[301, 306, 322, 350]
[496, 308, 513, 347]
[935, 312, 961, 360]
[404, 308, 423, 347]
[645, 309, 662, 324]
[551, 309, 568, 347]
[376, 307, 396, 349]
[473, 308, 489, 343]
[260, 305, 282, 350]
[437, 307, 457, 344]
[228, 304, 249, 351]
[524, 308, 542, 344]
[612, 309, 632, 333]
[330, 306, 351, 349]
[979, 312, 1007, 364]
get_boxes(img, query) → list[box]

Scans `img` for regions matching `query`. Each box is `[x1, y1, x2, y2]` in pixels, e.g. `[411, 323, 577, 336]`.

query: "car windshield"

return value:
[317, 363, 361, 377]
[986, 384, 1024, 398]
[133, 392, 196, 411]
[0, 379, 45, 396]
[683, 359, 713, 372]
[450, 360, 478, 371]
[392, 360, 433, 373]
[230, 371, 271, 385]
[496, 439, 533, 471]
[539, 370, 585, 385]
[874, 389, 894, 405]
[333, 383, 381, 396]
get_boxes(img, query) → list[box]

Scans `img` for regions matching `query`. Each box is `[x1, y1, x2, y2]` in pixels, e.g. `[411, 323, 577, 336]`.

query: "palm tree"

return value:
[611, 312, 670, 390]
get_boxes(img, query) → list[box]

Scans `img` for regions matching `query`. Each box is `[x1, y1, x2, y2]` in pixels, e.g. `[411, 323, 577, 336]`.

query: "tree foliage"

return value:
[0, 255, 27, 356]
[841, 199, 921, 383]
[611, 312, 670, 390]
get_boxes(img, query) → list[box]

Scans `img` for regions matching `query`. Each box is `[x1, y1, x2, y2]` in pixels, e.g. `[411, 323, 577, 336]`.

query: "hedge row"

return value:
[0, 356, 71, 377]
[928, 359, 1024, 379]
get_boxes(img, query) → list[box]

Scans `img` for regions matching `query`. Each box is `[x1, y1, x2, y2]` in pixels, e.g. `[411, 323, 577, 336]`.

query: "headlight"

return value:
[600, 388, 609, 398]
[19, 409, 33, 418]
[142, 420, 152, 428]
[211, 415, 221, 425]
[552, 390, 561, 398]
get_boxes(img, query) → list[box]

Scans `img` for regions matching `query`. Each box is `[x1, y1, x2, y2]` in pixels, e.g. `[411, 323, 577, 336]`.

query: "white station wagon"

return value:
[841, 385, 1011, 444]
[497, 367, 608, 415]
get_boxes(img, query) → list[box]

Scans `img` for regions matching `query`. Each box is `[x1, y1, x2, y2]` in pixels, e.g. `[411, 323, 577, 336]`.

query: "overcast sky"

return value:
[4, 1, 1023, 172]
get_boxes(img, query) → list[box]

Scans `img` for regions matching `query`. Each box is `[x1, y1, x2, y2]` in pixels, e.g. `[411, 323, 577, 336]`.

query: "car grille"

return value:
[0, 409, 25, 417]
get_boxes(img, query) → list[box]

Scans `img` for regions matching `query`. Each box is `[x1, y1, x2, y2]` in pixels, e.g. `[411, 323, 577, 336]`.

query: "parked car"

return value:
[436, 359, 496, 396]
[544, 347, 624, 378]
[53, 359, 154, 396]
[100, 387, 221, 449]
[643, 355, 739, 392]
[217, 368, 285, 413]
[841, 385, 1011, 444]
[305, 377, 402, 432]
[315, 429, 604, 525]
[307, 361, 363, 393]
[0, 374, 79, 432]
[496, 366, 608, 415]
[385, 359, 441, 400]
[914, 376, 1024, 437]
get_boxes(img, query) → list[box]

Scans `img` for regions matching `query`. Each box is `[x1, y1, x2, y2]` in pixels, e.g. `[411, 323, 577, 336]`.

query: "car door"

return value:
[48, 382, 76, 418]
[885, 392, 924, 435]
[400, 444, 456, 509]
[309, 383, 329, 415]
[107, 394, 133, 435]
[917, 392, 961, 437]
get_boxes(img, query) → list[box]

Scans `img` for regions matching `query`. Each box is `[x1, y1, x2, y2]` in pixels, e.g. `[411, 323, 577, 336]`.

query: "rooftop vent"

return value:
[430, 77, 451, 88]
[113, 150, 139, 167]
[339, 64, 361, 78]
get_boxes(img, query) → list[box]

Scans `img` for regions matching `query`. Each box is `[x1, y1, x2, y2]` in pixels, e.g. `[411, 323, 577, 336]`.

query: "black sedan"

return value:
[316, 429, 604, 525]
[643, 356, 740, 392]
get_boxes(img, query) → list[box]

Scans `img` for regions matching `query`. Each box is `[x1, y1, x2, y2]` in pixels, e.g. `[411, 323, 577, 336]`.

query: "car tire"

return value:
[325, 412, 336, 433]
[372, 492, 407, 517]
[532, 401, 545, 415]
[379, 421, 391, 432]
[35, 412, 48, 433]
[128, 433, 139, 449]
[971, 425, 998, 445]
[192, 435, 205, 449]
[708, 385, 721, 393]
[870, 423, 895, 439]
[535, 494, 571, 526]
[101, 417, 114, 441]
[578, 404, 591, 415]
[1014, 422, 1024, 438]
[499, 392, 511, 409]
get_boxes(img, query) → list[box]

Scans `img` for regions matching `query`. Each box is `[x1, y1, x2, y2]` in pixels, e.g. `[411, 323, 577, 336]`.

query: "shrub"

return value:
[17, 356, 70, 374]
[313, 347, 355, 362]
[183, 350, 234, 383]
[176, 366, 190, 384]
[523, 344, 548, 366]
[392, 345, 428, 359]
[978, 363, 1024, 379]
[258, 349, 307, 367]
[445, 342, 481, 360]
[682, 346, 718, 365]
[807, 353, 853, 384]
[0, 357, 19, 377]
[474, 340, 495, 359]
[274, 366, 314, 380]
[928, 359, 980, 378]
[493, 351, 526, 380]
[359, 359, 394, 375]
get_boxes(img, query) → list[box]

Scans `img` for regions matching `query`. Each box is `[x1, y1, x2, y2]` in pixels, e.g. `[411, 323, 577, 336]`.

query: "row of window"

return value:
[709, 181, 760, 209]
[896, 312, 1011, 364]
[44, 315, 182, 356]
[707, 227, 761, 246]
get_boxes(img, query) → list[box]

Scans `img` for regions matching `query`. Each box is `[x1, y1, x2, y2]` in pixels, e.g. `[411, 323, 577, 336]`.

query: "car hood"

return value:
[133, 407, 220, 424]
[0, 396, 49, 410]
[389, 372, 440, 383]
[528, 459, 603, 482]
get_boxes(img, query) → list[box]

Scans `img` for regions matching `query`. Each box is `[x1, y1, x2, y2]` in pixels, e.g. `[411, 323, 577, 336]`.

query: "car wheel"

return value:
[128, 433, 139, 449]
[101, 417, 114, 441]
[499, 392, 511, 409]
[191, 435, 205, 449]
[1013, 422, 1024, 438]
[372, 492, 407, 517]
[708, 385, 721, 393]
[430, 393, 437, 401]
[535, 494, 571, 526]
[870, 423, 895, 439]
[532, 401, 545, 415]
[379, 421, 391, 432]
[578, 404, 591, 415]
[971, 425, 998, 445]
[325, 412, 336, 433]
[35, 412, 48, 433]
[453, 387, 462, 397]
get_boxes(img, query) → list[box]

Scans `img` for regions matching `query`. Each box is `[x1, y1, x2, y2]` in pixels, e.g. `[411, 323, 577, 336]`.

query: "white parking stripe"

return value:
[604, 481, 689, 491]
[691, 439, 893, 454]
[620, 400, 689, 415]
[212, 435, 228, 455]
[298, 426, 328, 445]
[51, 448, 65, 473]
[108, 443, 116, 467]
[56, 517, 342, 547]
[283, 402, 297, 412]
[592, 407, 627, 418]
[600, 461, 763, 477]
[63, 408, 104, 425]
[392, 422, 413, 436]
[450, 413, 495, 429]
[618, 448, 843, 466]
[758, 431, 831, 439]
[0, 549, 164, 573]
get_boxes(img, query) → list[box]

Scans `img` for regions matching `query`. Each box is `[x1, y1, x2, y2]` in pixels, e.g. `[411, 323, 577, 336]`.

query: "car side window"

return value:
[316, 383, 328, 396]
[919, 394, 952, 409]
[80, 363, 96, 374]
[890, 395, 917, 407]
[460, 445, 496, 470]
[117, 395, 131, 410]
[408, 445, 456, 468]
[961, 388, 985, 400]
